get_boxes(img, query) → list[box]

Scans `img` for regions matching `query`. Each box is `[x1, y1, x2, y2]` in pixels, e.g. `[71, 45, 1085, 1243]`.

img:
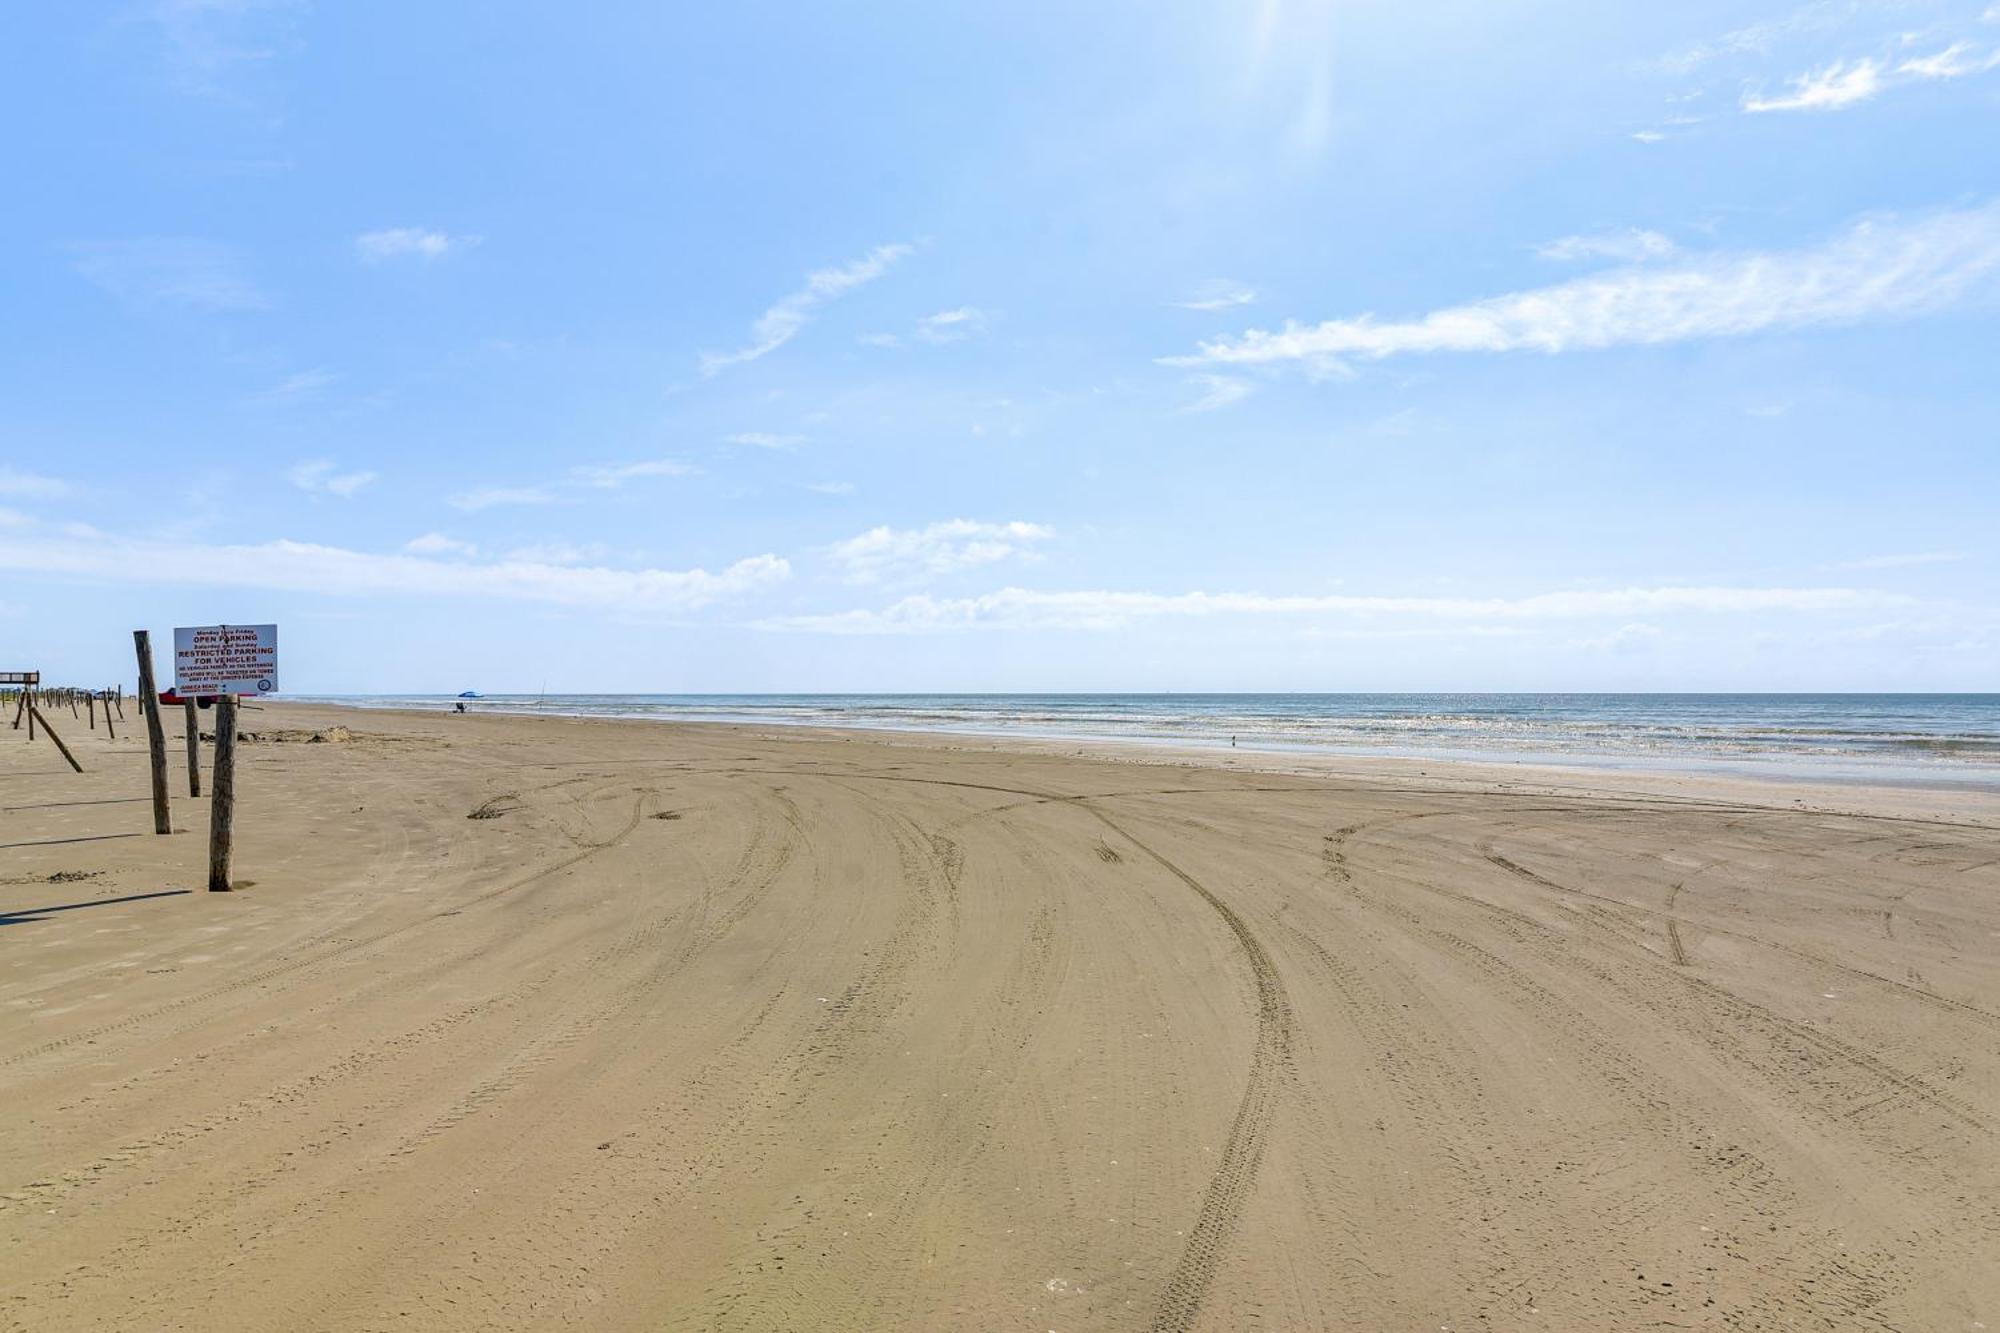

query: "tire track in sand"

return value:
[1084, 804, 1294, 1333]
[2, 780, 651, 1073]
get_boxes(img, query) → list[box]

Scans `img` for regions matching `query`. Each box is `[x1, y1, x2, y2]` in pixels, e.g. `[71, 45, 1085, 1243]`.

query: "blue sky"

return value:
[3, 0, 1997, 692]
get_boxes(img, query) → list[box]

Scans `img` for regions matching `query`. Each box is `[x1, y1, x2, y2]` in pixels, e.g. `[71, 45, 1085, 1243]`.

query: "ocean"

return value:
[296, 693, 2000, 783]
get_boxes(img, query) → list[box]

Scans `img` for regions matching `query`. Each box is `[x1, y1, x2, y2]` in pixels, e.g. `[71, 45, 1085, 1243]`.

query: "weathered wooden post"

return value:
[88, 692, 96, 730]
[183, 698, 202, 797]
[208, 696, 238, 891]
[133, 631, 171, 834]
[103, 694, 117, 741]
[29, 705, 83, 774]
[26, 691, 35, 741]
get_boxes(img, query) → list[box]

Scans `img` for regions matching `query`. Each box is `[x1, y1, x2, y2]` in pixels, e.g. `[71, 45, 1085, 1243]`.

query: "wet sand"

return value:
[4, 702, 1999, 1331]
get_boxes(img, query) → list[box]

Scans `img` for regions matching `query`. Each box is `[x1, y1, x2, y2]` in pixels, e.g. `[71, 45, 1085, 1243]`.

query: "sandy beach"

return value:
[5, 702, 1999, 1331]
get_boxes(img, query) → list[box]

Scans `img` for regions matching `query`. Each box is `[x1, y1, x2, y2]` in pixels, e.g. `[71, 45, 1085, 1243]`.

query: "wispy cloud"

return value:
[287, 459, 377, 498]
[857, 332, 903, 349]
[1744, 42, 1999, 113]
[568, 459, 698, 488]
[825, 519, 1054, 585]
[0, 521, 789, 613]
[1167, 202, 2000, 371]
[1660, 1, 1859, 75]
[1536, 229, 1678, 263]
[1743, 56, 1886, 111]
[1897, 39, 2000, 78]
[404, 532, 477, 557]
[355, 227, 478, 263]
[916, 306, 987, 343]
[147, 0, 304, 100]
[70, 238, 269, 312]
[767, 584, 1912, 634]
[727, 432, 808, 450]
[252, 367, 338, 402]
[701, 242, 913, 375]
[1173, 280, 1258, 312]
[1181, 374, 1254, 413]
[448, 486, 558, 512]
[0, 469, 72, 500]
[807, 481, 857, 496]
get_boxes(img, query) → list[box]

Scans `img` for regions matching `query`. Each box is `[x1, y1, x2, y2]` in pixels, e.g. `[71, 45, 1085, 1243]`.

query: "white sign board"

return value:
[174, 624, 279, 696]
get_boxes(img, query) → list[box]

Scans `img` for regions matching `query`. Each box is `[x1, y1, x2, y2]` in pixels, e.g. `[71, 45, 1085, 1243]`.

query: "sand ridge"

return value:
[4, 703, 1999, 1330]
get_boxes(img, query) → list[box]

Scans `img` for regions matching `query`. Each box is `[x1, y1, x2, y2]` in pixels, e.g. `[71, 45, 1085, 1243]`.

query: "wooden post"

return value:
[88, 692, 96, 730]
[26, 690, 35, 741]
[104, 695, 117, 741]
[30, 705, 84, 774]
[183, 698, 202, 797]
[208, 696, 237, 892]
[10, 689, 22, 730]
[133, 631, 171, 834]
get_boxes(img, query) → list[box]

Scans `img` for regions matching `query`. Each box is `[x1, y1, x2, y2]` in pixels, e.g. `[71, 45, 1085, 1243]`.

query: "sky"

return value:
[2, 0, 1997, 693]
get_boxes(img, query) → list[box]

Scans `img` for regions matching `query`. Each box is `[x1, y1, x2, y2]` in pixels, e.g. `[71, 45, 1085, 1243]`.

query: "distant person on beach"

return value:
[454, 701, 467, 714]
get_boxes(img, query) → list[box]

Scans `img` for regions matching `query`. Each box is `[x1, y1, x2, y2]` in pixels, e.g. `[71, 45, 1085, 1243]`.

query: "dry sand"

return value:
[4, 702, 1999, 1331]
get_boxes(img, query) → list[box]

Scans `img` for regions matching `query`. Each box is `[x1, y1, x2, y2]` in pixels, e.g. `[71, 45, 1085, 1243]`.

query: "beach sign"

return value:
[174, 624, 279, 697]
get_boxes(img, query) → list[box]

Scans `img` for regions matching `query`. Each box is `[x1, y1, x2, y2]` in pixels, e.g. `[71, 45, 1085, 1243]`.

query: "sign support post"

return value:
[133, 630, 171, 834]
[208, 696, 237, 892]
[184, 699, 202, 797]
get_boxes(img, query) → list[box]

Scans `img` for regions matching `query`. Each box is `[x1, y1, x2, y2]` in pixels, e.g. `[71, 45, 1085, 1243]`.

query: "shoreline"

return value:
[301, 698, 2000, 825]
[292, 692, 2000, 796]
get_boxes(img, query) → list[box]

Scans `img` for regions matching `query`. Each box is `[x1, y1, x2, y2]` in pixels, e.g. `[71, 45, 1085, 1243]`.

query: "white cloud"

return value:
[1168, 202, 2000, 371]
[448, 486, 558, 511]
[1173, 280, 1258, 311]
[1182, 374, 1254, 413]
[287, 459, 377, 498]
[0, 469, 71, 500]
[1577, 622, 1667, 654]
[1897, 40, 2000, 79]
[70, 238, 269, 311]
[701, 242, 913, 375]
[568, 458, 698, 488]
[0, 523, 789, 613]
[1631, 130, 1669, 144]
[857, 332, 903, 348]
[1536, 229, 1678, 263]
[826, 519, 1055, 585]
[1744, 57, 1885, 111]
[356, 228, 475, 262]
[727, 432, 808, 449]
[807, 481, 857, 496]
[1831, 550, 1966, 570]
[404, 532, 477, 557]
[766, 584, 1912, 634]
[916, 306, 987, 343]
[1743, 41, 1998, 113]
[505, 541, 610, 565]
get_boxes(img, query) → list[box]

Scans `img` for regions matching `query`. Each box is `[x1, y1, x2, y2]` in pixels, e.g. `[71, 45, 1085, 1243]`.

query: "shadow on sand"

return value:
[1, 889, 192, 927]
